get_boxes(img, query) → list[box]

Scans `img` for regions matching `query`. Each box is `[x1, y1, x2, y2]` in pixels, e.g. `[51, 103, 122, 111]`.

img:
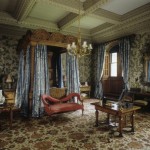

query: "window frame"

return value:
[103, 48, 122, 78]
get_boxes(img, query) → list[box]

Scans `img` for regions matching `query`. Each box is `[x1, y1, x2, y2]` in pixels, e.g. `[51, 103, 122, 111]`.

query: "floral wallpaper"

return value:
[0, 35, 20, 89]
[78, 55, 92, 84]
[0, 34, 92, 89]
[61, 53, 92, 85]
[90, 32, 150, 95]
[129, 33, 150, 91]
[0, 32, 150, 93]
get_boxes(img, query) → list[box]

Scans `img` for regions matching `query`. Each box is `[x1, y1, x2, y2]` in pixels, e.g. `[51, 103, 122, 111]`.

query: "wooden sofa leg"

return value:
[82, 109, 84, 116]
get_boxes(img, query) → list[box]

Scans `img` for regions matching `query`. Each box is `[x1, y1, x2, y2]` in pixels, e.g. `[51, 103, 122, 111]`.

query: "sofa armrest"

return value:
[41, 94, 60, 106]
[60, 93, 83, 103]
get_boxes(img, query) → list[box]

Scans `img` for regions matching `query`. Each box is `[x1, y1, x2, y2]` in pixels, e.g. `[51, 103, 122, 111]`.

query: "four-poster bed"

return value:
[16, 29, 77, 117]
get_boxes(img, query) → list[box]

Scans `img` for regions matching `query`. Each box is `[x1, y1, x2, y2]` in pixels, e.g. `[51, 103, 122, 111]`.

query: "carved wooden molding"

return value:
[18, 29, 77, 50]
[31, 29, 51, 41]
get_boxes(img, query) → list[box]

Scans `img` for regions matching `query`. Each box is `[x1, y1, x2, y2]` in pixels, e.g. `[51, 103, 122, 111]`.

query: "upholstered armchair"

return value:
[41, 93, 84, 116]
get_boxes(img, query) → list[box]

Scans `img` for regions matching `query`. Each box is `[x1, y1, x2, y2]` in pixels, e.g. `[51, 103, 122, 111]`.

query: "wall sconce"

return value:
[6, 74, 13, 89]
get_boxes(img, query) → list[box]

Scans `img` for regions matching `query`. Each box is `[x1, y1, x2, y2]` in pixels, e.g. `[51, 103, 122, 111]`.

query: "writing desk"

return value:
[91, 102, 140, 137]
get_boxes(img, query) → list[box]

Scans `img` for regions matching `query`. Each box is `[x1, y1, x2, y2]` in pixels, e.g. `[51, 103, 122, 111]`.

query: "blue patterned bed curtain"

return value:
[53, 53, 63, 87]
[57, 53, 64, 88]
[15, 49, 24, 108]
[119, 37, 131, 91]
[148, 61, 150, 82]
[66, 54, 80, 94]
[15, 46, 31, 117]
[94, 44, 105, 99]
[32, 45, 50, 117]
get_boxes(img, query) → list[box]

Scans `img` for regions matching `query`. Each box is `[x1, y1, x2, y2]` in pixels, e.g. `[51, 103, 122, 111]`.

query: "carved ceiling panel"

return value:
[0, 0, 150, 43]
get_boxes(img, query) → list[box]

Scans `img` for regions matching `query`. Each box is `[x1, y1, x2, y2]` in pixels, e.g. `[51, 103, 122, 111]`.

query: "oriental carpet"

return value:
[0, 99, 150, 150]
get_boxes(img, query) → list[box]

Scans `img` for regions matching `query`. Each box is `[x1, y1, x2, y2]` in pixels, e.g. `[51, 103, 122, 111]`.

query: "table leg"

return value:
[10, 107, 13, 129]
[130, 112, 135, 132]
[95, 109, 99, 127]
[107, 113, 110, 124]
[118, 116, 123, 137]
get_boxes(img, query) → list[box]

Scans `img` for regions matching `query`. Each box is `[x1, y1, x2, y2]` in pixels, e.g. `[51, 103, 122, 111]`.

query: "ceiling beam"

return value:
[92, 8, 121, 24]
[0, 12, 17, 25]
[121, 3, 150, 21]
[90, 22, 113, 35]
[14, 0, 36, 21]
[58, 13, 78, 29]
[36, 0, 80, 14]
[92, 11, 150, 43]
[58, 0, 112, 30]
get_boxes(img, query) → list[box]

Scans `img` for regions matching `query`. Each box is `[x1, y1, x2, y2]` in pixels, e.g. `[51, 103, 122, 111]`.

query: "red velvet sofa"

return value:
[41, 93, 84, 116]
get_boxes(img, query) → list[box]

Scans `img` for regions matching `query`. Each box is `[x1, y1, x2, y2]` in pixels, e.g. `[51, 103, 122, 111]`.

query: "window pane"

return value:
[111, 63, 117, 76]
[111, 53, 117, 63]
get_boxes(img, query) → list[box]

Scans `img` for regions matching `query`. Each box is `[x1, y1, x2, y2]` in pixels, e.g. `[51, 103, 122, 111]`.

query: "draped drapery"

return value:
[32, 45, 50, 117]
[94, 44, 105, 99]
[52, 53, 64, 88]
[15, 46, 31, 117]
[66, 54, 80, 94]
[119, 37, 131, 91]
[148, 61, 150, 82]
[15, 49, 24, 108]
[56, 53, 64, 88]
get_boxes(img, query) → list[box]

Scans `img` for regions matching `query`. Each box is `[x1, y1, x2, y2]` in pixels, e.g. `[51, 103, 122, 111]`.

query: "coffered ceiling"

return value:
[0, 0, 150, 43]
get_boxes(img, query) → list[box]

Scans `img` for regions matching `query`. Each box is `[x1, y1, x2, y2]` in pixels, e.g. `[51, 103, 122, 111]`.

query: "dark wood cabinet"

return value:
[102, 77, 124, 98]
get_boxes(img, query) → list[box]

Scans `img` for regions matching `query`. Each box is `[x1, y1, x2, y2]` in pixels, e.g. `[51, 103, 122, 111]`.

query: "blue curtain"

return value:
[148, 61, 150, 82]
[94, 44, 105, 99]
[52, 53, 63, 87]
[66, 54, 80, 94]
[15, 49, 24, 108]
[32, 45, 50, 117]
[119, 37, 131, 91]
[15, 46, 31, 117]
[57, 53, 64, 88]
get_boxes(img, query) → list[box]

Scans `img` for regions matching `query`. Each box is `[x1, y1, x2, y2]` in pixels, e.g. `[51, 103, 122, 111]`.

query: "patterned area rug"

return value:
[0, 99, 150, 150]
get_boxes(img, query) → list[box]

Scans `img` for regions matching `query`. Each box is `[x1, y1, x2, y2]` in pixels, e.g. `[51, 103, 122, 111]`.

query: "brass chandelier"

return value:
[67, 0, 92, 57]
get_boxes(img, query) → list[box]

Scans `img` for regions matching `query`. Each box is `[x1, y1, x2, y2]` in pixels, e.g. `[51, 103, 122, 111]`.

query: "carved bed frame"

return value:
[18, 29, 77, 114]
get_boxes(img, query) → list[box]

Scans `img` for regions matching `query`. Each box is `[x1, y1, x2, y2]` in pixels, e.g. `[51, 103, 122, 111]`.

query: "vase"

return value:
[0, 90, 5, 105]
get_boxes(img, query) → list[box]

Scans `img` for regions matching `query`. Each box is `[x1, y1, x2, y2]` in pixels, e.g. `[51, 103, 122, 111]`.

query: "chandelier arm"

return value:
[78, 0, 81, 43]
[66, 0, 92, 58]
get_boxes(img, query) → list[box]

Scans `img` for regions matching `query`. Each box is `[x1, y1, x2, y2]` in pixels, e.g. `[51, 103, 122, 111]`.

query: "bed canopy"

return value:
[15, 29, 79, 117]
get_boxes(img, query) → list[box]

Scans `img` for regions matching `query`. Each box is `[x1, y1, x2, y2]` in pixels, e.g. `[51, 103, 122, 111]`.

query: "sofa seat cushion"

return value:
[46, 103, 83, 115]
[134, 100, 148, 106]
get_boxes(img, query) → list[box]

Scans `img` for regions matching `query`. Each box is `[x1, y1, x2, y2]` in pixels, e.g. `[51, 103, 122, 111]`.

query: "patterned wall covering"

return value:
[78, 55, 92, 84]
[61, 53, 92, 85]
[0, 35, 20, 89]
[0, 34, 92, 89]
[0, 32, 150, 92]
[90, 32, 150, 94]
[129, 33, 150, 91]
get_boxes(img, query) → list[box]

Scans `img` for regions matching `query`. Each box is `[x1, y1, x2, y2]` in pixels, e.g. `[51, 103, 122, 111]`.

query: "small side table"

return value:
[0, 103, 20, 129]
[4, 89, 15, 103]
[80, 85, 91, 99]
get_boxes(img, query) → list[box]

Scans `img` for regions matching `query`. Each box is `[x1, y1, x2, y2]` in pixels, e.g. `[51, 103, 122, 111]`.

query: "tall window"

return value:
[110, 52, 117, 76]
[102, 44, 123, 95]
[103, 45, 122, 78]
